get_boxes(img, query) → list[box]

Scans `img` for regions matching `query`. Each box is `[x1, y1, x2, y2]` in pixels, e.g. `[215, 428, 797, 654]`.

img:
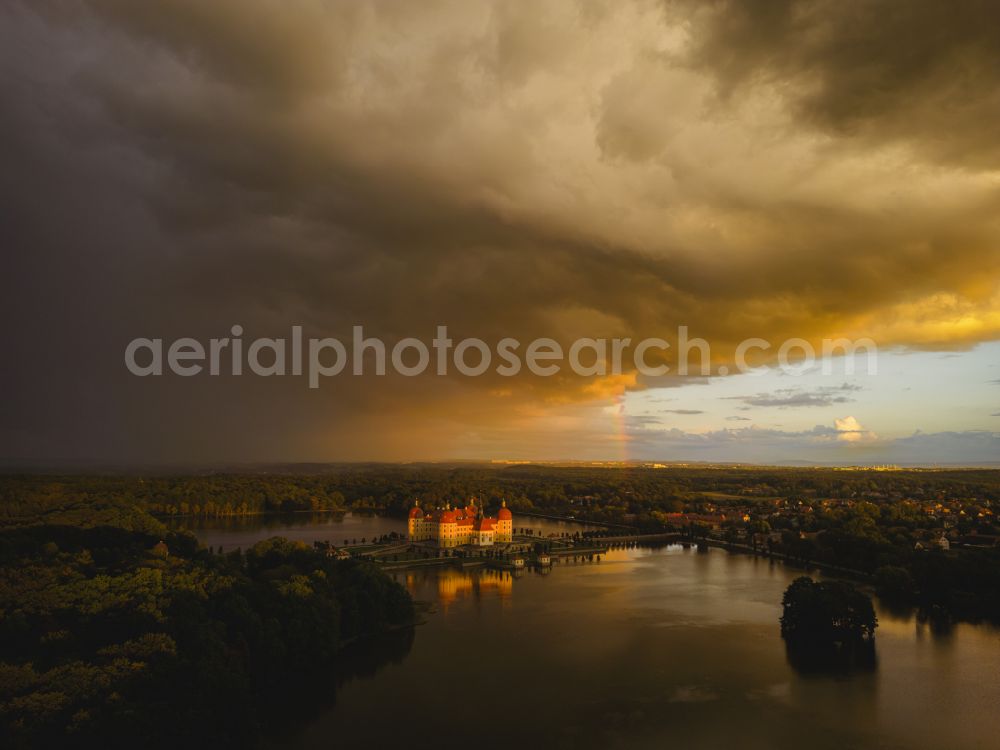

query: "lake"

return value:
[177, 514, 1000, 750]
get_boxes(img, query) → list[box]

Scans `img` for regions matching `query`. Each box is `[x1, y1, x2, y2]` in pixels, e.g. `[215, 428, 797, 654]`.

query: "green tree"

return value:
[780, 576, 877, 645]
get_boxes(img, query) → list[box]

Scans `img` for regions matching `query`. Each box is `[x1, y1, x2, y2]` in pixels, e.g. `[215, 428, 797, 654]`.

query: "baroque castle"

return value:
[407, 498, 513, 546]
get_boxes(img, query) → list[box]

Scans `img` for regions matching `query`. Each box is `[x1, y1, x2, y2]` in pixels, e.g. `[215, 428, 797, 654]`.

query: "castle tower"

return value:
[496, 499, 513, 542]
[439, 505, 458, 546]
[407, 500, 426, 541]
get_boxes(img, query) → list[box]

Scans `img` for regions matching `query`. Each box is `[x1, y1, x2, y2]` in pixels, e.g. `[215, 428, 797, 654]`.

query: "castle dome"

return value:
[498, 499, 512, 520]
[408, 505, 424, 519]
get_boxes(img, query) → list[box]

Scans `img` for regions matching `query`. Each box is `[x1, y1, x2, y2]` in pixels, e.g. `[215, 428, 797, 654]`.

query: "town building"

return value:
[407, 498, 513, 546]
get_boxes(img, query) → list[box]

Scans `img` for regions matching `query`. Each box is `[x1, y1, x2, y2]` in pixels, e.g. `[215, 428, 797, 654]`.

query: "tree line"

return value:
[0, 498, 413, 748]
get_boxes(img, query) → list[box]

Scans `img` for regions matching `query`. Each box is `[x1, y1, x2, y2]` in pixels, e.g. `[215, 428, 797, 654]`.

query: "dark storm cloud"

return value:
[2, 0, 999, 462]
[53, 1, 1000, 348]
[668, 0, 1000, 167]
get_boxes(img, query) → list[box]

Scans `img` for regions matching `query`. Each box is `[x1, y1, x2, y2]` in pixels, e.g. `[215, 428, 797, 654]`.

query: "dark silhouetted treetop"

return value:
[780, 576, 877, 645]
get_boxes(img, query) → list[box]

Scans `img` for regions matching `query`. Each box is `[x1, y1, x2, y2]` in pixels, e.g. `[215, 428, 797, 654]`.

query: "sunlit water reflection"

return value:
[179, 515, 1000, 750]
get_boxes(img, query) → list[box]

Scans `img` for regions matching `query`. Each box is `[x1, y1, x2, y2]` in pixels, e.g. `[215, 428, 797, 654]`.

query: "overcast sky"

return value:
[2, 0, 999, 466]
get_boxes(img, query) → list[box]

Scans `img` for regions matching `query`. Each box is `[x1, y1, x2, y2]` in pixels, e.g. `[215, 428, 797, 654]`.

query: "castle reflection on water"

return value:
[404, 567, 515, 608]
[395, 548, 618, 610]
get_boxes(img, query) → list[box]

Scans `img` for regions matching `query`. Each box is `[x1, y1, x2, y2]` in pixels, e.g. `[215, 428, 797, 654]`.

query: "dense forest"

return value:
[0, 475, 348, 519]
[2, 464, 998, 522]
[0, 497, 413, 748]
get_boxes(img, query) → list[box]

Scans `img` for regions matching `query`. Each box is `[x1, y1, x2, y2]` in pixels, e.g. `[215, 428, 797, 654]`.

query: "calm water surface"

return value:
[180, 515, 1000, 750]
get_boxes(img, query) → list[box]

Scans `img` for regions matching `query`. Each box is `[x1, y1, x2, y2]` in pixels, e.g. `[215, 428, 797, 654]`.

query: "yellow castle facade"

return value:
[408, 499, 513, 547]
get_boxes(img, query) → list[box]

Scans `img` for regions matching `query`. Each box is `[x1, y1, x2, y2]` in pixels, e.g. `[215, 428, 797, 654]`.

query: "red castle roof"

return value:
[411, 499, 510, 532]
